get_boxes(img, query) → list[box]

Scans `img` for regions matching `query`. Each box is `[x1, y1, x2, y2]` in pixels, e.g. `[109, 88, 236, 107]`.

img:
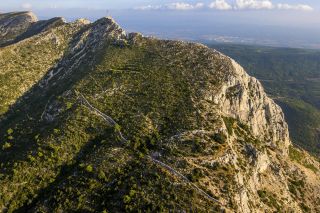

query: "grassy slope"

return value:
[208, 43, 320, 156]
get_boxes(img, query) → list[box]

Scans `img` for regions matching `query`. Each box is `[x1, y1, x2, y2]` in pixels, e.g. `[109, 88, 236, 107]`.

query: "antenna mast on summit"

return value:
[106, 9, 109, 17]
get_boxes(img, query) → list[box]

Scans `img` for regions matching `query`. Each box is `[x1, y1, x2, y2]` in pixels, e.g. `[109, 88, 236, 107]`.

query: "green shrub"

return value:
[223, 117, 235, 135]
[300, 203, 311, 212]
[66, 102, 73, 110]
[27, 154, 36, 162]
[114, 124, 121, 133]
[238, 122, 250, 132]
[257, 190, 281, 210]
[289, 183, 297, 196]
[193, 138, 203, 152]
[289, 146, 318, 172]
[98, 170, 107, 181]
[212, 133, 227, 144]
[188, 168, 203, 182]
[257, 190, 267, 199]
[2, 142, 11, 150]
[85, 165, 93, 173]
[288, 179, 305, 197]
[123, 195, 131, 204]
[304, 163, 319, 173]
[7, 128, 13, 135]
[289, 146, 304, 162]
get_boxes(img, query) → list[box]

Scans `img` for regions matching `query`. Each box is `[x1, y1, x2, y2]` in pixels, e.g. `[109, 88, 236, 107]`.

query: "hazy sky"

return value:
[1, 0, 319, 26]
[1, 0, 320, 48]
[0, 0, 319, 10]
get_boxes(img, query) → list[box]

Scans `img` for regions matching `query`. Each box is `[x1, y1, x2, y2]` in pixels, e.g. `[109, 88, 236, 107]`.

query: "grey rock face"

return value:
[0, 11, 38, 46]
[14, 17, 66, 43]
[211, 55, 291, 153]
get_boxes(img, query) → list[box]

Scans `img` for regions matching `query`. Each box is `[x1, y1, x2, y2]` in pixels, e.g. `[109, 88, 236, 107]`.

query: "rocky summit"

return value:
[0, 11, 319, 213]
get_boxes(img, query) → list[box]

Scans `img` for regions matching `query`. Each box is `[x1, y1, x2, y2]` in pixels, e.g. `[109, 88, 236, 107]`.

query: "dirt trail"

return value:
[78, 91, 224, 207]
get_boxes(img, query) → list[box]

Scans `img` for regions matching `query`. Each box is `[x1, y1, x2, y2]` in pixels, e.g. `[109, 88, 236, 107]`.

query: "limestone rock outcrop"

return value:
[217, 56, 291, 153]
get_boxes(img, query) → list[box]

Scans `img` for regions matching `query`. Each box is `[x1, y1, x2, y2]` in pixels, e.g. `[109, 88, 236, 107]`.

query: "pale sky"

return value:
[1, 0, 320, 48]
[0, 0, 318, 11]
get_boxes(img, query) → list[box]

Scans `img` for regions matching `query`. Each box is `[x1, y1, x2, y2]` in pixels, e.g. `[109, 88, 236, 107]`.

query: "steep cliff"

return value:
[0, 12, 319, 212]
[215, 57, 291, 153]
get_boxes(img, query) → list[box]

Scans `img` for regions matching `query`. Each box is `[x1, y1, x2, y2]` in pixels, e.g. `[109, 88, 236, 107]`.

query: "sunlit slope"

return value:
[0, 19, 86, 115]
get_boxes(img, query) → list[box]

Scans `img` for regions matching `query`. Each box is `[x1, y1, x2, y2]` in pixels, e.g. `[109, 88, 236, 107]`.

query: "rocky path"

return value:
[77, 91, 224, 207]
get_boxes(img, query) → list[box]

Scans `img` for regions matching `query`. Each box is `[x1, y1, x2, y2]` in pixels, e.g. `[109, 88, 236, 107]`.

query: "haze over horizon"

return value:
[1, 0, 320, 48]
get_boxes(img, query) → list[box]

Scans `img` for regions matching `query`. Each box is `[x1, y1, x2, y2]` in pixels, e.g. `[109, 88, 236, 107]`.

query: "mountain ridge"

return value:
[0, 11, 38, 46]
[0, 11, 319, 212]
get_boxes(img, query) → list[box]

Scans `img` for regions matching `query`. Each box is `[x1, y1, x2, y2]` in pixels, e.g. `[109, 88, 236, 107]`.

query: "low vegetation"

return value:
[289, 145, 319, 173]
[0, 13, 318, 212]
